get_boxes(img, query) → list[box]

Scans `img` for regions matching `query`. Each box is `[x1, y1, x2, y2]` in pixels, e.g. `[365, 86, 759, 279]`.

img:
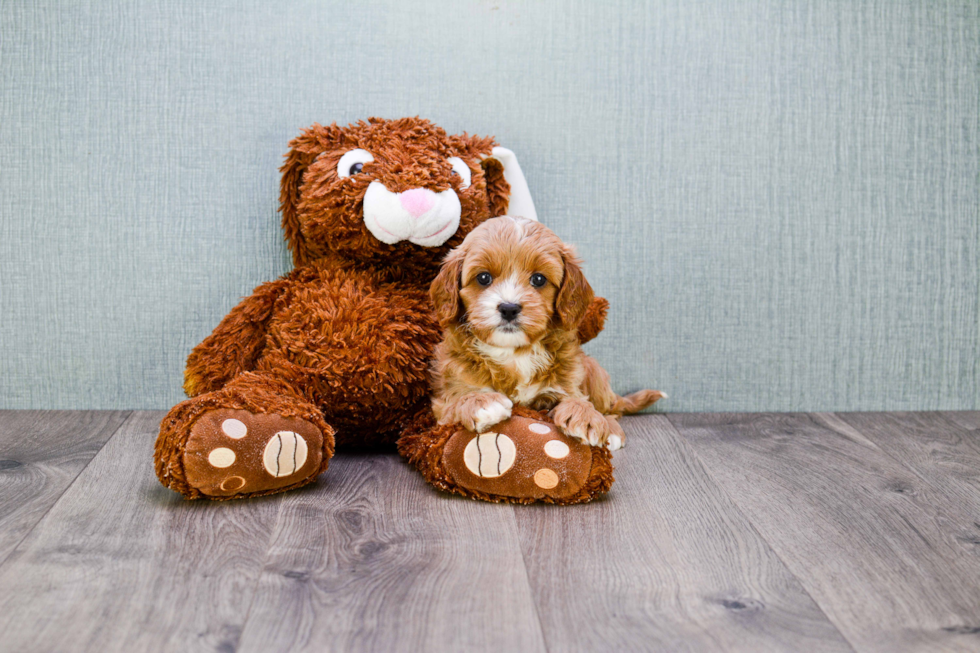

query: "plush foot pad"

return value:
[441, 415, 595, 501]
[183, 409, 323, 498]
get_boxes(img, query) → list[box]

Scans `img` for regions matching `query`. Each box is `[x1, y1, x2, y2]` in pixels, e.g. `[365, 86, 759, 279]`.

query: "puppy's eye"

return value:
[476, 272, 493, 287]
[447, 157, 472, 189]
[337, 149, 374, 179]
[530, 273, 547, 288]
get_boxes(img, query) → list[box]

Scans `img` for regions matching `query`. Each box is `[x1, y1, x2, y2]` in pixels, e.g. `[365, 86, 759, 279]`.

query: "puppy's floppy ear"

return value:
[279, 123, 342, 267]
[430, 247, 467, 328]
[555, 244, 595, 329]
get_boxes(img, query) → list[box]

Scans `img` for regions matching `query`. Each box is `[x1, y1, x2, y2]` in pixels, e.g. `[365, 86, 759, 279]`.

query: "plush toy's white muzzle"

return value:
[362, 182, 462, 247]
[360, 147, 537, 247]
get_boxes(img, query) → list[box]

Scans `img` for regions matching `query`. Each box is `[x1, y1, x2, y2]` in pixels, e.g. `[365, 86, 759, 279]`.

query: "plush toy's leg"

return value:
[397, 406, 614, 505]
[155, 371, 335, 500]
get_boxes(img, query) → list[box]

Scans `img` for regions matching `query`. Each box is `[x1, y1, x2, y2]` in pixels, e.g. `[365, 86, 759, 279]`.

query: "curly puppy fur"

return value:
[430, 217, 664, 450]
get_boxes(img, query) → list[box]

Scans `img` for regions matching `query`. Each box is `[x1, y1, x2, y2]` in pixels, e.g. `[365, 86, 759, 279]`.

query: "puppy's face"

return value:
[432, 217, 594, 348]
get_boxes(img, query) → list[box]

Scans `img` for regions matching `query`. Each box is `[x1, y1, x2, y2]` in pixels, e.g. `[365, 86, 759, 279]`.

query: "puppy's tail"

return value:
[612, 389, 667, 415]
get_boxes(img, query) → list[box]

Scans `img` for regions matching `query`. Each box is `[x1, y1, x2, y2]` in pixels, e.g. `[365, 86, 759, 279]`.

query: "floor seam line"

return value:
[0, 410, 133, 571]
[831, 410, 980, 545]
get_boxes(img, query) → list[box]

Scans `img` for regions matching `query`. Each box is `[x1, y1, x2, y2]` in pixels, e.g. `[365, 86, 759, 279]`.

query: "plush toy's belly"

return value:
[257, 271, 441, 439]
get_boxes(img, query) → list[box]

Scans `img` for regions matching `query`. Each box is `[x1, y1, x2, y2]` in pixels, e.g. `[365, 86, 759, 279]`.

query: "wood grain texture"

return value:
[6, 410, 980, 651]
[514, 415, 853, 652]
[0, 411, 284, 653]
[944, 411, 980, 432]
[833, 412, 980, 529]
[236, 451, 547, 653]
[670, 413, 980, 652]
[0, 410, 129, 566]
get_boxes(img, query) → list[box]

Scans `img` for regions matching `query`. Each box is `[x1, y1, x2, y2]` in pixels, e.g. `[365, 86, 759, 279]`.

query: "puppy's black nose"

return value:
[498, 302, 522, 322]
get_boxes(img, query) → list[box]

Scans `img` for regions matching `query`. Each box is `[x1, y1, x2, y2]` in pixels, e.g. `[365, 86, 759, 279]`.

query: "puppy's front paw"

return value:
[605, 415, 626, 451]
[551, 398, 611, 447]
[472, 399, 513, 432]
[463, 394, 513, 433]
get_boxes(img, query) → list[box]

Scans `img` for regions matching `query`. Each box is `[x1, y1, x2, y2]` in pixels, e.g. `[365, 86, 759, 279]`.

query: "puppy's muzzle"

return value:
[498, 302, 522, 323]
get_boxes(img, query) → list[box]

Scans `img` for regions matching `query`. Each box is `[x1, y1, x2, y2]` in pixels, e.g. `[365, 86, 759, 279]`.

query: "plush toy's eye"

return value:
[337, 149, 374, 179]
[447, 157, 472, 189]
[530, 273, 547, 288]
[476, 272, 493, 287]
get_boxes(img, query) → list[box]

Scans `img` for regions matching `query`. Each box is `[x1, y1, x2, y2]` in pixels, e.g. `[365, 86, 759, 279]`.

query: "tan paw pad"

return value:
[183, 409, 324, 497]
[543, 440, 570, 459]
[220, 476, 246, 492]
[263, 431, 308, 478]
[533, 468, 559, 489]
[463, 432, 516, 478]
[221, 418, 248, 439]
[442, 415, 594, 500]
[208, 447, 236, 468]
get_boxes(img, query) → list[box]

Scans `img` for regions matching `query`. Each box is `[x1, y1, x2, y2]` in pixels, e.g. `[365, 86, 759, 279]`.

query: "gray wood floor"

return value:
[0, 411, 978, 652]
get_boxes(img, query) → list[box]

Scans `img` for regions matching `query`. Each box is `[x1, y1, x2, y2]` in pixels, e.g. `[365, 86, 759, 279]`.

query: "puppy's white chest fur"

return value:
[474, 341, 552, 403]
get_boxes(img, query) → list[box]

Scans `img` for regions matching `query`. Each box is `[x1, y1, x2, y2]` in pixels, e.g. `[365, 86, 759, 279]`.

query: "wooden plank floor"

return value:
[0, 411, 978, 652]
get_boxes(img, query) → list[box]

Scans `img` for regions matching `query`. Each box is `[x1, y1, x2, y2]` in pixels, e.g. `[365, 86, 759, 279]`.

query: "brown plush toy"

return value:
[154, 117, 612, 502]
[398, 406, 614, 505]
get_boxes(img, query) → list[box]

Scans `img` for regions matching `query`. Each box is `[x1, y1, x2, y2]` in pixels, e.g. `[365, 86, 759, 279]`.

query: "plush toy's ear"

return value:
[430, 248, 466, 328]
[279, 126, 330, 267]
[480, 147, 537, 221]
[479, 157, 510, 218]
[555, 245, 595, 329]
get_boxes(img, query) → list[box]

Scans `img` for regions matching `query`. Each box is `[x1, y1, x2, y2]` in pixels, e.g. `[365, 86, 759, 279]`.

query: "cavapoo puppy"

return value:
[429, 216, 664, 450]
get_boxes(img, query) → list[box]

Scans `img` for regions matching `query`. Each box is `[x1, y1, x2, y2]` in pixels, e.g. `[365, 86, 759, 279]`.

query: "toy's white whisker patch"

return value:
[362, 181, 461, 247]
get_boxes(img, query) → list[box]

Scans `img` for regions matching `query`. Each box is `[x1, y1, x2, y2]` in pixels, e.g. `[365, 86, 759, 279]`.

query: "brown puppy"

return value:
[430, 216, 664, 449]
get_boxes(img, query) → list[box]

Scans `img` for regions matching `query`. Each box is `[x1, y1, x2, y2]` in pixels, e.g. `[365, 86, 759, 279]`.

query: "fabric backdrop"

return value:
[1, 0, 977, 411]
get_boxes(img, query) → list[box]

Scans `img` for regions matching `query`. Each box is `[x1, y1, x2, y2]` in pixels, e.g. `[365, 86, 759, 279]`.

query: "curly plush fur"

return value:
[398, 406, 614, 505]
[154, 117, 610, 500]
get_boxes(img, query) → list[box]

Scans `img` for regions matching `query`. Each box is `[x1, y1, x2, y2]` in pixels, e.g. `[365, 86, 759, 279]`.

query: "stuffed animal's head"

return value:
[279, 117, 537, 274]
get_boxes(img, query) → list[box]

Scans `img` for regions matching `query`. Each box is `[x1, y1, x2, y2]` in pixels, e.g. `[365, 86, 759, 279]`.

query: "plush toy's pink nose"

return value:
[400, 188, 436, 218]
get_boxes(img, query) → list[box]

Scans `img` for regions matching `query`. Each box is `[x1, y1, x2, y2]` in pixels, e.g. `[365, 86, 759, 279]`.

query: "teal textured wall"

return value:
[1, 0, 977, 411]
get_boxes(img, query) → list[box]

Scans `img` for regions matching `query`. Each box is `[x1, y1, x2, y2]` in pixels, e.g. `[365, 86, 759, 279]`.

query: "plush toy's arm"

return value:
[182, 277, 291, 397]
[576, 296, 609, 345]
